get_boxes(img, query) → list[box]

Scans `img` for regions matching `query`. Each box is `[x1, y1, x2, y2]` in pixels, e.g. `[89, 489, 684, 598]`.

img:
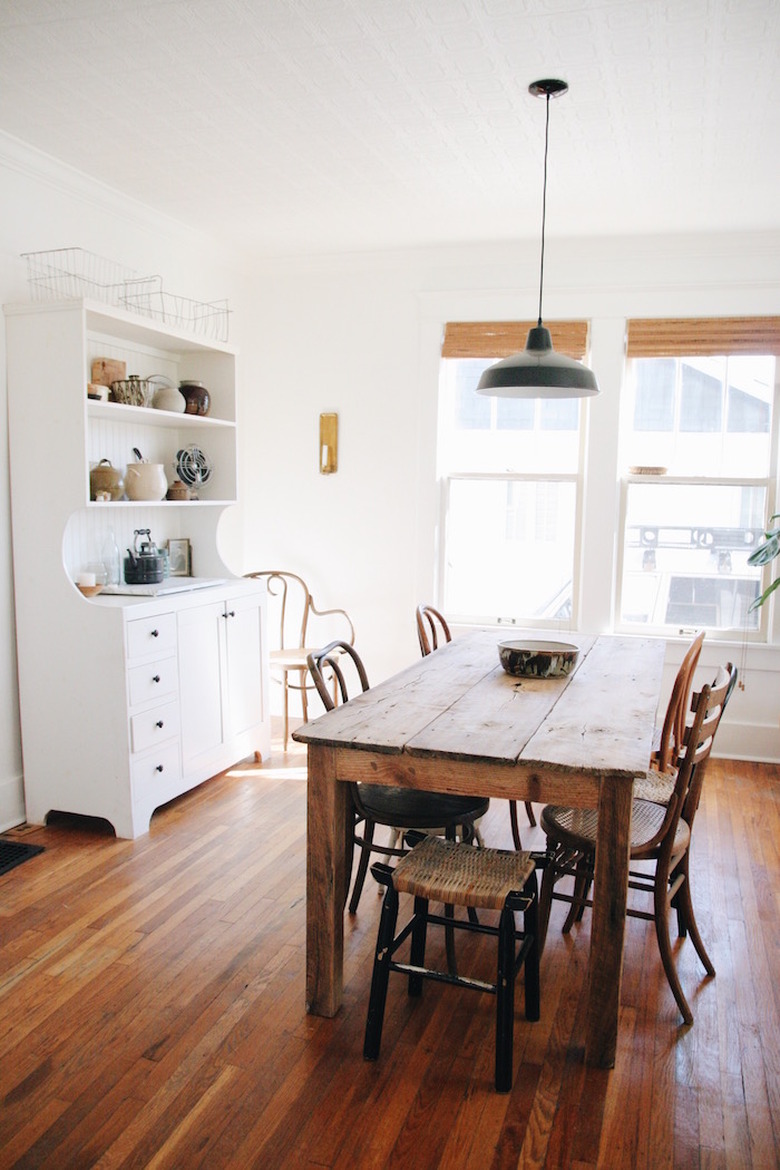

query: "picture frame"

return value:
[167, 538, 191, 577]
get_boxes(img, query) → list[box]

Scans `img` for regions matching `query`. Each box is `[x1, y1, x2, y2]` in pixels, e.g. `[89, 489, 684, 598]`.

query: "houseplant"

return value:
[748, 513, 780, 610]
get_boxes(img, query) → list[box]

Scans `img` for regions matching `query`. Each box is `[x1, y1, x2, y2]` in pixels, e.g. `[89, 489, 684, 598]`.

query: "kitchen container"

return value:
[124, 460, 168, 501]
[179, 379, 210, 416]
[110, 374, 153, 407]
[498, 640, 580, 678]
[124, 529, 165, 584]
[89, 458, 124, 501]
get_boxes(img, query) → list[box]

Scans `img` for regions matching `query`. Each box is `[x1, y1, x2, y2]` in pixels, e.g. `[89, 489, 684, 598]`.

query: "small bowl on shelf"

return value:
[498, 640, 579, 678]
[76, 583, 104, 598]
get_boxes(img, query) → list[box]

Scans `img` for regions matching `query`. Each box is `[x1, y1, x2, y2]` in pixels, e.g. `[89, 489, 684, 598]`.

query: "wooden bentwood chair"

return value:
[307, 640, 490, 915]
[537, 662, 737, 1025]
[245, 570, 354, 750]
[364, 834, 540, 1093]
[633, 629, 705, 805]
[416, 603, 536, 846]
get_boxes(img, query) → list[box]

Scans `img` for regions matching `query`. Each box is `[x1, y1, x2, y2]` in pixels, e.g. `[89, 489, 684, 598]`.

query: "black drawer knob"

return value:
[155, 764, 164, 773]
[151, 629, 159, 638]
[152, 675, 161, 683]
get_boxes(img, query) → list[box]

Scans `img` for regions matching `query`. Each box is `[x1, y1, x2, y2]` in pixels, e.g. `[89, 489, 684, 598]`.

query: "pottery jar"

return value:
[124, 461, 168, 502]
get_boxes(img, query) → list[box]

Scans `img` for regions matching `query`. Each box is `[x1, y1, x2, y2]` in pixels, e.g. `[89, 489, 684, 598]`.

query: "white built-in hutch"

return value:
[5, 298, 270, 838]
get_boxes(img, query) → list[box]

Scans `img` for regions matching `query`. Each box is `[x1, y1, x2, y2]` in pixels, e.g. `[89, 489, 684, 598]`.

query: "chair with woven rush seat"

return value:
[307, 640, 490, 916]
[537, 662, 736, 1025]
[633, 629, 705, 806]
[364, 834, 540, 1092]
[244, 570, 354, 750]
[415, 603, 536, 845]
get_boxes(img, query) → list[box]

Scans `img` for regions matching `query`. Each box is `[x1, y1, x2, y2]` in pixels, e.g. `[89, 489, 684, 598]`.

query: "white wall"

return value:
[2, 135, 779, 831]
[241, 233, 780, 759]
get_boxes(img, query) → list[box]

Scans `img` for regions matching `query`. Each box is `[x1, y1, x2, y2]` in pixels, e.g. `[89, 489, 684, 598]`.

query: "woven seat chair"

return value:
[307, 640, 490, 916]
[537, 662, 736, 1025]
[633, 629, 704, 805]
[364, 834, 540, 1092]
[415, 603, 536, 846]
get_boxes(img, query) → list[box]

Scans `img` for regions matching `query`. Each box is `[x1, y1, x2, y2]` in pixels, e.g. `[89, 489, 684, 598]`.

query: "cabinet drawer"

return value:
[130, 740, 182, 805]
[128, 656, 178, 707]
[130, 701, 180, 754]
[126, 613, 176, 661]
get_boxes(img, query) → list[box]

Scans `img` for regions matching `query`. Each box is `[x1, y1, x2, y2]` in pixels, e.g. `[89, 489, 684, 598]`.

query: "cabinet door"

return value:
[224, 593, 265, 739]
[177, 600, 226, 769]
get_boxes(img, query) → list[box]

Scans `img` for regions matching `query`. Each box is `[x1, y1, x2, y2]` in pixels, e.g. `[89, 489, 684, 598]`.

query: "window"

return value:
[618, 318, 780, 636]
[438, 322, 588, 625]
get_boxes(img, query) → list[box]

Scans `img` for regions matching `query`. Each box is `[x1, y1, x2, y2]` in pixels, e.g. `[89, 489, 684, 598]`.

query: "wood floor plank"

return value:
[0, 737, 777, 1170]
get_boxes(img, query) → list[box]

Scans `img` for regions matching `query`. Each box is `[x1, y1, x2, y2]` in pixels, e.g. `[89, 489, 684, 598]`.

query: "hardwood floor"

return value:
[0, 729, 778, 1169]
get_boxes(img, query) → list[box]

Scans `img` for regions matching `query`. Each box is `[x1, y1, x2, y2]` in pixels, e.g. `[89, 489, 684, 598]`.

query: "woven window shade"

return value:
[442, 320, 589, 360]
[627, 317, 780, 358]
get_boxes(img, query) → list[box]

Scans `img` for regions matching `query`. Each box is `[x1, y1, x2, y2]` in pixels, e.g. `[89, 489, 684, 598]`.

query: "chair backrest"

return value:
[645, 661, 736, 857]
[679, 661, 737, 827]
[245, 570, 355, 652]
[416, 604, 452, 657]
[307, 640, 370, 712]
[654, 630, 705, 774]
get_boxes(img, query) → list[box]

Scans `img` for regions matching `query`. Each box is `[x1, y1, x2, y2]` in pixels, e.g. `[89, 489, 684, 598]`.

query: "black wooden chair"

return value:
[364, 833, 540, 1092]
[307, 640, 490, 915]
[416, 603, 536, 846]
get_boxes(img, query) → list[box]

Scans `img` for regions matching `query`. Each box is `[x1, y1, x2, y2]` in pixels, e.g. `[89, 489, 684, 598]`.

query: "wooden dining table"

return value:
[293, 628, 666, 1068]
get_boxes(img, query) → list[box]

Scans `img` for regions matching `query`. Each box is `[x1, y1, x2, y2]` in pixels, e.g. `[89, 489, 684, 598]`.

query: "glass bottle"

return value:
[101, 530, 120, 586]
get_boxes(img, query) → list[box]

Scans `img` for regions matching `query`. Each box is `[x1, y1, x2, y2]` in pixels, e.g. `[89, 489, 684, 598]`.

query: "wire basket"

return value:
[21, 248, 162, 307]
[21, 248, 231, 343]
[120, 288, 231, 343]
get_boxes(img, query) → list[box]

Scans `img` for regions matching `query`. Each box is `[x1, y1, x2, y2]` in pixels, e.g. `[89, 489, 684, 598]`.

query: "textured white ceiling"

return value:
[1, 0, 779, 256]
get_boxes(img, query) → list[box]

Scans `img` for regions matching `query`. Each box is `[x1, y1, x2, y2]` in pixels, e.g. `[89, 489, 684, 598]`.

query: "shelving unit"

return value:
[5, 298, 270, 838]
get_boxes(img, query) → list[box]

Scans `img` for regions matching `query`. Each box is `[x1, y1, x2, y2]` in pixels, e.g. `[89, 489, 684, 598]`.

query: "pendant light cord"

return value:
[537, 92, 551, 328]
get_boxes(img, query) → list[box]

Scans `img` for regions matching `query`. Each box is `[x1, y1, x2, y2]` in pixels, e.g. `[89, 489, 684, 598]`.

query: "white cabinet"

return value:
[178, 589, 266, 778]
[4, 299, 271, 838]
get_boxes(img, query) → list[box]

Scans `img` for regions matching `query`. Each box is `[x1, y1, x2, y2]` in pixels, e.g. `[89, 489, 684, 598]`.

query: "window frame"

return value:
[615, 328, 780, 642]
[436, 335, 590, 629]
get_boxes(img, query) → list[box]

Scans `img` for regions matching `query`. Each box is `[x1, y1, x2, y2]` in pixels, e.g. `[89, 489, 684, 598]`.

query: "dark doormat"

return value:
[0, 839, 45, 876]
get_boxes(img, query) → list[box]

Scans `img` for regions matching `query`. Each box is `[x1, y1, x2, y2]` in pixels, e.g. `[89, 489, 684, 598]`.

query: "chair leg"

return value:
[561, 856, 591, 933]
[525, 801, 536, 827]
[537, 861, 555, 957]
[364, 883, 399, 1061]
[282, 669, 290, 751]
[349, 818, 376, 914]
[673, 856, 715, 977]
[495, 906, 516, 1092]
[509, 801, 522, 850]
[523, 873, 541, 1021]
[408, 895, 428, 997]
[654, 866, 693, 1025]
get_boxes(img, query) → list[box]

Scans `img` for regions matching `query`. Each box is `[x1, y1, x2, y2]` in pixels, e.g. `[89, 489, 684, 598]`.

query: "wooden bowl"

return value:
[77, 583, 104, 598]
[498, 640, 579, 678]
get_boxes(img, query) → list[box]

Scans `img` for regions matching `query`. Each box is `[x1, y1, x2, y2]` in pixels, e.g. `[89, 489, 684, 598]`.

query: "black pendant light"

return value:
[477, 79, 599, 399]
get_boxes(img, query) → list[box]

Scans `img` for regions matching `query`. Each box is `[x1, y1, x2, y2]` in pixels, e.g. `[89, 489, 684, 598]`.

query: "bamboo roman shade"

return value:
[627, 317, 780, 357]
[442, 320, 589, 361]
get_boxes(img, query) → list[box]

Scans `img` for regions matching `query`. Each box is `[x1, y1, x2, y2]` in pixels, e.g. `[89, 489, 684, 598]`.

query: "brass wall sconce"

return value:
[319, 412, 338, 474]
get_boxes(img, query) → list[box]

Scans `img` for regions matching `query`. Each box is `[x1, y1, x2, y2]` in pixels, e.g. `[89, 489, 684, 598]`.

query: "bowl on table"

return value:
[498, 640, 580, 678]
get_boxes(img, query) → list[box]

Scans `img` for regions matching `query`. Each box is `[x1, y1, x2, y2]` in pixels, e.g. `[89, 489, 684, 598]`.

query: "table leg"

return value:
[306, 743, 350, 1016]
[585, 774, 633, 1067]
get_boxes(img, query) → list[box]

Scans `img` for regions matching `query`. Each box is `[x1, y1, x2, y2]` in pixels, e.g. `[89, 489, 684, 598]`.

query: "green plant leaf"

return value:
[748, 574, 780, 612]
